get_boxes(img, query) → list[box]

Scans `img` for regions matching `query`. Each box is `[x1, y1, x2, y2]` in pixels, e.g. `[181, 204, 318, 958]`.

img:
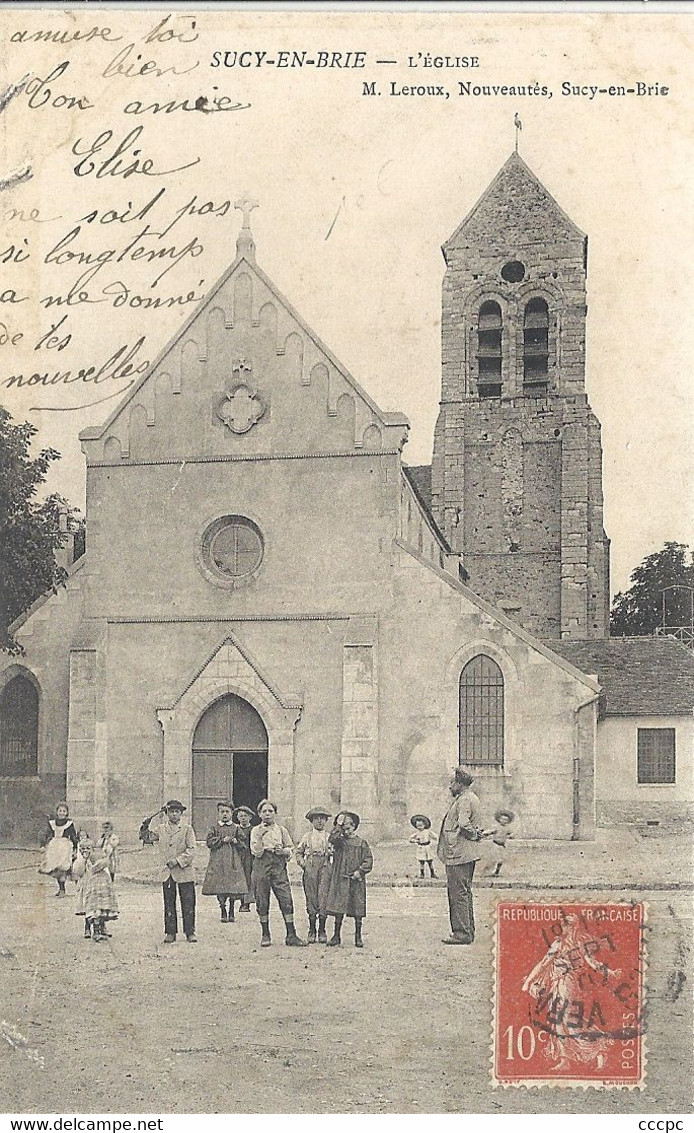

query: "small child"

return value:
[72, 838, 93, 938]
[295, 807, 332, 943]
[38, 801, 79, 897]
[76, 839, 119, 942]
[409, 814, 436, 879]
[202, 801, 249, 922]
[98, 820, 119, 881]
[326, 811, 373, 948]
[232, 806, 254, 912]
[482, 808, 515, 877]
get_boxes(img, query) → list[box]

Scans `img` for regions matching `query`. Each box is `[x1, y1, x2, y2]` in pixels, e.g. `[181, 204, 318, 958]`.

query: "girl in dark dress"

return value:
[326, 811, 373, 948]
[202, 801, 249, 922]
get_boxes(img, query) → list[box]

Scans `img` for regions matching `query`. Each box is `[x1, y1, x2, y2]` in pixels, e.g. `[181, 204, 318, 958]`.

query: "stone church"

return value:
[2, 153, 692, 845]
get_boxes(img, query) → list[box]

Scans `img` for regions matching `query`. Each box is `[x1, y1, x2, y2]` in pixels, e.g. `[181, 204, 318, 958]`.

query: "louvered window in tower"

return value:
[523, 298, 549, 392]
[459, 655, 504, 767]
[477, 301, 502, 398]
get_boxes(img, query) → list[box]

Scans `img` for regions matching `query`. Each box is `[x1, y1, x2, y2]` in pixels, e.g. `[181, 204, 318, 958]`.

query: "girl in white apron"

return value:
[38, 802, 78, 897]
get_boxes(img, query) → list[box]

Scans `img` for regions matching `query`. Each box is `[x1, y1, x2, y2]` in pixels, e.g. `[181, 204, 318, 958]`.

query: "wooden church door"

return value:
[191, 694, 269, 833]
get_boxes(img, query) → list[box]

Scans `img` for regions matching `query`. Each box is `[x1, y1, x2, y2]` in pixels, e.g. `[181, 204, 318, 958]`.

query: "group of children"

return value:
[205, 800, 373, 948]
[39, 802, 120, 941]
[39, 795, 515, 947]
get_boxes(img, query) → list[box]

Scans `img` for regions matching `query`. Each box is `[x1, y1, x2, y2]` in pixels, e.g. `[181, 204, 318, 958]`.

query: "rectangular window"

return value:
[637, 728, 676, 784]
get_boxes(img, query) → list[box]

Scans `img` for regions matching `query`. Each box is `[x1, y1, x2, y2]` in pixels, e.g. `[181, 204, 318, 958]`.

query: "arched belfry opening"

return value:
[191, 693, 268, 832]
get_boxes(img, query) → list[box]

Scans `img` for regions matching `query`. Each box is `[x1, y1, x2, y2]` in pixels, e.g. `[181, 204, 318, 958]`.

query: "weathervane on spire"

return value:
[514, 113, 523, 153]
[234, 193, 259, 260]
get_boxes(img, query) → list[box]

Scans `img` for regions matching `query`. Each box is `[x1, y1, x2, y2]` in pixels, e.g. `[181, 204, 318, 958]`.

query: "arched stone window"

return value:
[459, 655, 504, 766]
[477, 300, 503, 398]
[0, 675, 39, 777]
[523, 297, 549, 392]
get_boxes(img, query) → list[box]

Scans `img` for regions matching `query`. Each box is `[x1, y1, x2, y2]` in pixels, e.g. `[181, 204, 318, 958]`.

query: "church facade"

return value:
[1, 155, 691, 845]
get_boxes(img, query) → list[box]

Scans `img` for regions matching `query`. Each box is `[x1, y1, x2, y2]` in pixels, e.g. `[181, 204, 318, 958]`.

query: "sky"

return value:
[0, 8, 692, 596]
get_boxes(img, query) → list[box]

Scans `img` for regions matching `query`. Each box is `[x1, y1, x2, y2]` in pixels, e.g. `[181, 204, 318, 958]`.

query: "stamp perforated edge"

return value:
[489, 896, 648, 1090]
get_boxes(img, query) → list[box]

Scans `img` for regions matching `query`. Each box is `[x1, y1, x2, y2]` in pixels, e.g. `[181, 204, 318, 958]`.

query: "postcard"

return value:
[0, 4, 691, 1117]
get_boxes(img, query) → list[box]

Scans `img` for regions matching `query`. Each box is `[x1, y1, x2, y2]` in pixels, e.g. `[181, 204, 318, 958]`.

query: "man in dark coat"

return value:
[437, 769, 482, 945]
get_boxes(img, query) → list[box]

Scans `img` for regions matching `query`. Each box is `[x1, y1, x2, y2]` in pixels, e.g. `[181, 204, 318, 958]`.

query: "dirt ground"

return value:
[0, 873, 691, 1114]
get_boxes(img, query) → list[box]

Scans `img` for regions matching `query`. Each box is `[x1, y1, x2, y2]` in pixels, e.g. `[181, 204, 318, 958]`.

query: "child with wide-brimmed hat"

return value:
[325, 811, 373, 948]
[296, 806, 332, 943]
[409, 814, 436, 879]
[140, 800, 197, 943]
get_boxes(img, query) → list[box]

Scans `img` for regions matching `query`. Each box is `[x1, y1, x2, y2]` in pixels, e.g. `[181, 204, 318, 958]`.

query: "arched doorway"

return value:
[191, 694, 268, 833]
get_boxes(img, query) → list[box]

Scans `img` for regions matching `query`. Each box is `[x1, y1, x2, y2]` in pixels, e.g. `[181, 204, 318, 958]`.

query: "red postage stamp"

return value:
[493, 901, 646, 1088]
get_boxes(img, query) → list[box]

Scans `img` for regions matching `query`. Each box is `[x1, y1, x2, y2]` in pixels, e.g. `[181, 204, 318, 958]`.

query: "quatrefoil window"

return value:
[216, 382, 266, 434]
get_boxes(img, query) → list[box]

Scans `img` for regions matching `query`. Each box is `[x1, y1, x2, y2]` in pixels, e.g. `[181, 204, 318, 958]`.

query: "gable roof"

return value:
[444, 151, 585, 251]
[401, 462, 451, 549]
[9, 555, 86, 635]
[404, 464, 433, 513]
[548, 637, 694, 716]
[395, 539, 600, 694]
[80, 249, 409, 443]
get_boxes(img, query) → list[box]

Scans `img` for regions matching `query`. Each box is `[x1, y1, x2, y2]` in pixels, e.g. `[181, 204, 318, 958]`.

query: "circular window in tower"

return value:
[199, 515, 264, 586]
[501, 260, 526, 283]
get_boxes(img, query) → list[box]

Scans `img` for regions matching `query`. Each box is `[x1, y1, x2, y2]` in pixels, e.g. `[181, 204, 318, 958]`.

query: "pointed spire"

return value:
[234, 193, 259, 260]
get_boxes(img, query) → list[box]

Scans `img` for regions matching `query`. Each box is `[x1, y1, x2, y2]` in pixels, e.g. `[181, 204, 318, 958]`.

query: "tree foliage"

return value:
[0, 407, 81, 654]
[610, 542, 694, 637]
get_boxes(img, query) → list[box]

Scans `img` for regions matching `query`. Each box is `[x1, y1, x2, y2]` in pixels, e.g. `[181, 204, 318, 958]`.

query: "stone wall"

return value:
[377, 544, 600, 841]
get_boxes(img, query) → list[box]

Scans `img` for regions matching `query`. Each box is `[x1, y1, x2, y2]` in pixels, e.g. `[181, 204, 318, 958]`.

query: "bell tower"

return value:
[431, 152, 609, 640]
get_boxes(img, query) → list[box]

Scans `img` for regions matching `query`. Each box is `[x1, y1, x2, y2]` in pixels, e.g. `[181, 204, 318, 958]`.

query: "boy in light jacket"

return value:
[141, 799, 197, 944]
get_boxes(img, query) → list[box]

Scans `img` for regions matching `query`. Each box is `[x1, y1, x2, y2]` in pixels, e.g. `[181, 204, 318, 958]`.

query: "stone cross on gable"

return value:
[234, 194, 259, 229]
